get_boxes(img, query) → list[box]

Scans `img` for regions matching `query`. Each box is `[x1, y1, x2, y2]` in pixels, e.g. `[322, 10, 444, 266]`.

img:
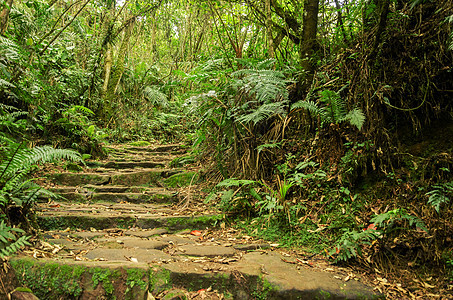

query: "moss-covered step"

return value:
[85, 161, 166, 169]
[163, 171, 199, 188]
[48, 191, 177, 204]
[41, 186, 177, 204]
[36, 203, 222, 231]
[49, 185, 172, 194]
[105, 143, 188, 155]
[110, 169, 183, 186]
[49, 168, 184, 186]
[10, 257, 149, 300]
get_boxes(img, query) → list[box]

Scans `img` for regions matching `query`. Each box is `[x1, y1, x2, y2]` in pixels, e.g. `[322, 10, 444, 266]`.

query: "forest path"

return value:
[11, 143, 382, 299]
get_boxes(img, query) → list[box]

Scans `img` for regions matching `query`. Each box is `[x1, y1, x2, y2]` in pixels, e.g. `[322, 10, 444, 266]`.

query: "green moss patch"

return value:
[10, 258, 86, 299]
[163, 172, 199, 188]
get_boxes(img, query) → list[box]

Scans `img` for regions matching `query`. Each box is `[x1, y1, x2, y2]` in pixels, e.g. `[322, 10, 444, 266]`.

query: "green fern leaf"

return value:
[341, 108, 366, 130]
[236, 102, 286, 125]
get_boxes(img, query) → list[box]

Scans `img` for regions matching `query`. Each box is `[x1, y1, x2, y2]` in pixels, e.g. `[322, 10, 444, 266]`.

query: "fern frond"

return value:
[0, 78, 15, 88]
[67, 105, 94, 115]
[143, 86, 168, 108]
[426, 181, 453, 213]
[0, 146, 82, 182]
[0, 235, 30, 258]
[341, 108, 366, 130]
[236, 102, 286, 125]
[291, 100, 324, 115]
[231, 68, 288, 104]
[0, 221, 29, 258]
[216, 178, 256, 188]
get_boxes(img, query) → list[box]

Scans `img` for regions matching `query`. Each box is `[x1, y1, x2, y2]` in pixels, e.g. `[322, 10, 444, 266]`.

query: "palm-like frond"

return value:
[0, 221, 30, 258]
[232, 69, 288, 104]
[291, 89, 365, 130]
[143, 86, 168, 108]
[341, 108, 366, 130]
[236, 102, 287, 125]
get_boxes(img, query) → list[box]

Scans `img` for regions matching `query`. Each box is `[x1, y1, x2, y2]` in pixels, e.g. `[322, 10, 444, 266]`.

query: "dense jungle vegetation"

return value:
[0, 0, 452, 297]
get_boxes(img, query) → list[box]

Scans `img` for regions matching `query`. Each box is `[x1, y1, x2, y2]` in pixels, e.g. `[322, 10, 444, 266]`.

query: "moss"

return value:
[251, 276, 277, 300]
[163, 172, 199, 188]
[169, 155, 195, 168]
[38, 215, 136, 230]
[149, 266, 171, 294]
[128, 141, 151, 147]
[126, 268, 148, 291]
[90, 267, 120, 295]
[10, 258, 86, 299]
[316, 290, 332, 299]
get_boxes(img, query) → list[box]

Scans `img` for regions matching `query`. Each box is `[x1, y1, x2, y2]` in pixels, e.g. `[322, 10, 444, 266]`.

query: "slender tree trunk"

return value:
[368, 0, 390, 61]
[334, 0, 349, 45]
[104, 17, 136, 122]
[299, 0, 319, 94]
[266, 0, 274, 58]
[101, 45, 113, 98]
[0, 0, 13, 35]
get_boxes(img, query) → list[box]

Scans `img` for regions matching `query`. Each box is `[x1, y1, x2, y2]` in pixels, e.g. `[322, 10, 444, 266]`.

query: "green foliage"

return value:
[143, 86, 169, 108]
[291, 89, 365, 130]
[426, 181, 453, 213]
[371, 208, 428, 233]
[332, 228, 380, 262]
[0, 221, 30, 257]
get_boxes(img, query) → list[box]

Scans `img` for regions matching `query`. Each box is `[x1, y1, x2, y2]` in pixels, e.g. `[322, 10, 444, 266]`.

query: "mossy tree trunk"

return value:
[299, 0, 319, 94]
[103, 17, 136, 123]
[0, 0, 13, 35]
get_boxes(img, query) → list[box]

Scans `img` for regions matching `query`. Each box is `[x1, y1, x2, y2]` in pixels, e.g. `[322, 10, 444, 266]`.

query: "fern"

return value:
[143, 86, 169, 108]
[332, 228, 380, 262]
[341, 108, 366, 130]
[66, 105, 94, 116]
[371, 208, 428, 233]
[426, 181, 453, 213]
[0, 221, 30, 258]
[216, 178, 257, 188]
[291, 89, 365, 130]
[236, 102, 286, 125]
[231, 68, 288, 104]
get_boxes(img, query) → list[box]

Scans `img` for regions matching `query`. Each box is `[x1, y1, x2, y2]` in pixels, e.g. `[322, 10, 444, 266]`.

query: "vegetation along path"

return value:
[7, 143, 381, 299]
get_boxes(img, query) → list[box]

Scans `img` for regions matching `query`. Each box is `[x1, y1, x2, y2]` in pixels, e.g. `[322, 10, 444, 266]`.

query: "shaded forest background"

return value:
[0, 0, 452, 297]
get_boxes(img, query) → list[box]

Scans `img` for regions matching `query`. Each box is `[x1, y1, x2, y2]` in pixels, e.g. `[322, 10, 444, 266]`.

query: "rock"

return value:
[85, 248, 173, 263]
[10, 289, 39, 300]
[176, 245, 236, 257]
[233, 243, 271, 251]
[123, 238, 169, 250]
[125, 228, 168, 238]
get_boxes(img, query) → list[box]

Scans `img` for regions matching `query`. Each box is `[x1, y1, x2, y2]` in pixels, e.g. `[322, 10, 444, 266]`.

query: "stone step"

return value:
[10, 228, 382, 299]
[36, 202, 221, 231]
[85, 161, 166, 170]
[105, 144, 188, 155]
[48, 185, 168, 194]
[42, 190, 177, 204]
[48, 168, 184, 186]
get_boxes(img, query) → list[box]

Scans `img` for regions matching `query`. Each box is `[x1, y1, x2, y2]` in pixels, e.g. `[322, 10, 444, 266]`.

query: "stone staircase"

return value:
[9, 143, 383, 299]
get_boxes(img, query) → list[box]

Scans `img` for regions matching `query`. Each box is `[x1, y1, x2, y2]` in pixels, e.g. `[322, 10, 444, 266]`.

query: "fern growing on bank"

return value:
[426, 181, 453, 213]
[291, 89, 365, 130]
[0, 142, 82, 257]
[0, 221, 30, 258]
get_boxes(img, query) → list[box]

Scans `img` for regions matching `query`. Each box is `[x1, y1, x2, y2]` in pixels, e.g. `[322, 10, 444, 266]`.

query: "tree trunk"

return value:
[0, 0, 13, 35]
[103, 17, 136, 122]
[266, 0, 274, 58]
[299, 0, 319, 94]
